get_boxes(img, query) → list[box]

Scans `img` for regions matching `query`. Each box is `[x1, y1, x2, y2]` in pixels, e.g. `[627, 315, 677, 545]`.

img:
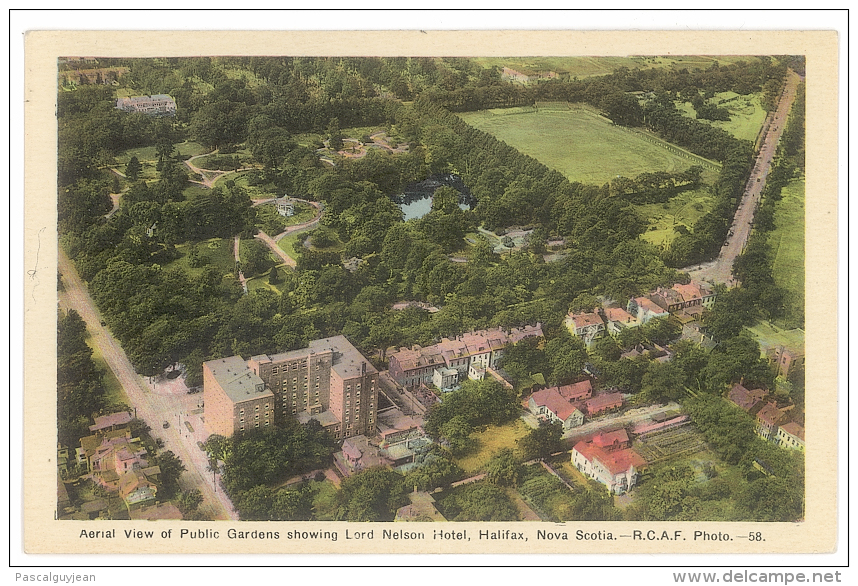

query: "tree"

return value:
[439, 482, 518, 521]
[439, 416, 476, 456]
[545, 331, 588, 385]
[485, 448, 523, 487]
[702, 334, 773, 393]
[156, 450, 186, 499]
[176, 489, 203, 515]
[640, 360, 687, 402]
[517, 420, 563, 461]
[337, 467, 406, 522]
[242, 239, 274, 277]
[125, 156, 142, 182]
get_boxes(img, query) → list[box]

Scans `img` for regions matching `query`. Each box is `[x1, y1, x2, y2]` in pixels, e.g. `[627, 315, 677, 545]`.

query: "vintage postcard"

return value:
[22, 27, 839, 559]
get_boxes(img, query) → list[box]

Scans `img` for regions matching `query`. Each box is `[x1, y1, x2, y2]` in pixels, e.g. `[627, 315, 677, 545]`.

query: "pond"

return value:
[394, 173, 474, 220]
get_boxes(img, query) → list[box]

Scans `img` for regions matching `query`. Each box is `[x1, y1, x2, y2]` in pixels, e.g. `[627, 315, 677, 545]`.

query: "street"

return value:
[684, 69, 802, 285]
[58, 249, 238, 520]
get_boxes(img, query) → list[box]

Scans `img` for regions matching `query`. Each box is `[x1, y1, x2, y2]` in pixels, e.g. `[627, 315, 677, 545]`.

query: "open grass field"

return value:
[472, 55, 757, 80]
[162, 238, 235, 279]
[675, 92, 767, 143]
[246, 268, 292, 295]
[454, 420, 530, 476]
[458, 109, 705, 186]
[769, 178, 805, 328]
[637, 187, 718, 247]
[114, 141, 208, 165]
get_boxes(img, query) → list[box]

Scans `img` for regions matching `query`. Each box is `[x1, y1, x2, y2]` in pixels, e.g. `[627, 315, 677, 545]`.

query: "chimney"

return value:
[362, 362, 366, 375]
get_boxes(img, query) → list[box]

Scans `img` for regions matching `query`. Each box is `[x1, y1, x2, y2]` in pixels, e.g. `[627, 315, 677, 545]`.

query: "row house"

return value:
[766, 344, 805, 379]
[571, 429, 646, 495]
[564, 311, 605, 346]
[728, 384, 802, 448]
[775, 422, 805, 452]
[649, 281, 716, 313]
[603, 307, 639, 336]
[388, 324, 544, 388]
[727, 383, 768, 413]
[626, 296, 670, 325]
[755, 402, 794, 442]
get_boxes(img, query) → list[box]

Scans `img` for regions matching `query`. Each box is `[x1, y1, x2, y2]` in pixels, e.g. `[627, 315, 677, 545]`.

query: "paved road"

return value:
[58, 249, 238, 520]
[684, 70, 802, 286]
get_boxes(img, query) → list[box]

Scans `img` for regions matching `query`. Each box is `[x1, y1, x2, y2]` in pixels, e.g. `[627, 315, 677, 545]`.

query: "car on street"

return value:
[163, 421, 170, 429]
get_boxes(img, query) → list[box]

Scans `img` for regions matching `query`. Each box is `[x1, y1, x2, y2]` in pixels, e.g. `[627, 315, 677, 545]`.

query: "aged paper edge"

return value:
[23, 29, 839, 556]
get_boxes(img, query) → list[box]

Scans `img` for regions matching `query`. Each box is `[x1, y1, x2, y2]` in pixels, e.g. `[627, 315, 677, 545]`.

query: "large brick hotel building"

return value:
[203, 336, 378, 439]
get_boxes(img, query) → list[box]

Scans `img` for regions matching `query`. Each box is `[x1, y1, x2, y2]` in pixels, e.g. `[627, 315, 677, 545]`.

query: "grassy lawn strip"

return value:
[85, 336, 129, 410]
[454, 420, 529, 476]
[769, 178, 805, 328]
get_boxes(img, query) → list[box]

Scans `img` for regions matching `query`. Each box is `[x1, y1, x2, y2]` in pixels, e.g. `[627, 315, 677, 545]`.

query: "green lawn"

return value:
[458, 109, 708, 186]
[676, 92, 768, 143]
[277, 232, 302, 264]
[637, 187, 718, 247]
[254, 202, 317, 235]
[246, 268, 292, 295]
[213, 171, 279, 199]
[769, 178, 805, 328]
[115, 141, 207, 165]
[162, 238, 235, 279]
[454, 420, 530, 476]
[745, 321, 805, 355]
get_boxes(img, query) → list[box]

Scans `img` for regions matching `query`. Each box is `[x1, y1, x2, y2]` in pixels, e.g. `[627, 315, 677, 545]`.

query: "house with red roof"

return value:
[626, 296, 670, 324]
[527, 388, 584, 430]
[727, 383, 767, 413]
[584, 392, 624, 417]
[564, 311, 606, 346]
[557, 380, 593, 402]
[603, 306, 640, 336]
[755, 402, 792, 441]
[571, 430, 646, 494]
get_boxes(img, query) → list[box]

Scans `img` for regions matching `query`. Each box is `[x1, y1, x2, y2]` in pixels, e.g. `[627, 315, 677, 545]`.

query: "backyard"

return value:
[454, 420, 530, 476]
